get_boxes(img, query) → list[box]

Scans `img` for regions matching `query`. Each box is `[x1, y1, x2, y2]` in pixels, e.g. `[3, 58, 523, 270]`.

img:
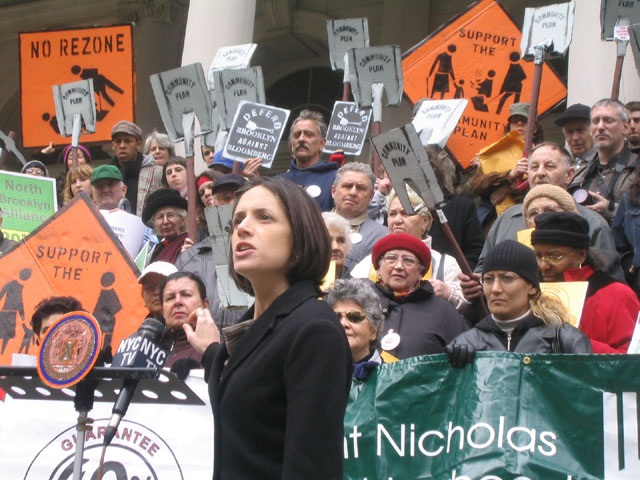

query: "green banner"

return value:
[0, 170, 57, 241]
[344, 353, 640, 479]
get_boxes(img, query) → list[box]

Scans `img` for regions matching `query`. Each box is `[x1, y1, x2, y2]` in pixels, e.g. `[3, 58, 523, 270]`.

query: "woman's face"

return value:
[533, 243, 586, 283]
[165, 163, 187, 191]
[231, 186, 293, 286]
[482, 269, 537, 320]
[387, 197, 431, 239]
[333, 299, 377, 362]
[327, 224, 349, 270]
[152, 206, 185, 240]
[523, 197, 562, 228]
[71, 175, 92, 198]
[509, 115, 528, 136]
[198, 180, 214, 207]
[377, 248, 424, 293]
[150, 139, 171, 166]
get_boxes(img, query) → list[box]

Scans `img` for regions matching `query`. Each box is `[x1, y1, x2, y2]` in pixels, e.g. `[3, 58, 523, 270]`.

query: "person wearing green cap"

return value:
[91, 164, 127, 210]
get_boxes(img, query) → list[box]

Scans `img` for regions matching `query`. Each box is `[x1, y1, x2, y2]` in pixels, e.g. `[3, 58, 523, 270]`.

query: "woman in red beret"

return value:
[370, 233, 468, 361]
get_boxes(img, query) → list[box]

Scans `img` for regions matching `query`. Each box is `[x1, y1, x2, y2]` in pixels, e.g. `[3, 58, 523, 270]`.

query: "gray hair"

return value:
[325, 278, 385, 345]
[288, 109, 327, 143]
[322, 211, 352, 251]
[529, 141, 572, 169]
[144, 130, 176, 156]
[148, 207, 187, 233]
[592, 98, 629, 122]
[333, 162, 376, 191]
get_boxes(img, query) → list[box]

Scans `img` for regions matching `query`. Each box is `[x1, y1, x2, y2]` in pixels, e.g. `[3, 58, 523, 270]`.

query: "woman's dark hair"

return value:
[161, 156, 187, 187]
[229, 177, 331, 295]
[31, 296, 83, 335]
[195, 170, 217, 210]
[159, 271, 207, 305]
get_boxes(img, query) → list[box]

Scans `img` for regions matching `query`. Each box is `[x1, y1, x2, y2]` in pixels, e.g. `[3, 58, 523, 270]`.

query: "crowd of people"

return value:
[1, 96, 640, 479]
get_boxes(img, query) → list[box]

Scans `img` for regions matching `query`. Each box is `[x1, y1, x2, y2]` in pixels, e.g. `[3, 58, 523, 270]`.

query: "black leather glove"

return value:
[445, 343, 475, 368]
[170, 358, 200, 381]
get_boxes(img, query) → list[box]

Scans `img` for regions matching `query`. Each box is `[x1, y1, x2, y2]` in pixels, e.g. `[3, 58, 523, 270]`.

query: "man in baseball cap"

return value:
[91, 165, 127, 210]
[554, 103, 594, 169]
[110, 120, 162, 217]
[138, 261, 178, 321]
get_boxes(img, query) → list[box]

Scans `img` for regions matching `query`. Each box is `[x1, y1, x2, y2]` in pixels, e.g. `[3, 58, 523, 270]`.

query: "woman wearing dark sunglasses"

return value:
[326, 279, 385, 380]
[446, 239, 592, 367]
[370, 233, 467, 361]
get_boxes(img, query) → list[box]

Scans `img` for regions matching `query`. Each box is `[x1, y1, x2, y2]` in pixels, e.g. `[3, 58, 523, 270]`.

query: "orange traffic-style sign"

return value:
[402, 0, 567, 168]
[19, 24, 134, 149]
[0, 194, 146, 365]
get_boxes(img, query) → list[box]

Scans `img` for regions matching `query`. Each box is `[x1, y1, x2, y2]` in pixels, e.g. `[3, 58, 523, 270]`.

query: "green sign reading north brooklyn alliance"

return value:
[344, 353, 640, 480]
[0, 170, 57, 241]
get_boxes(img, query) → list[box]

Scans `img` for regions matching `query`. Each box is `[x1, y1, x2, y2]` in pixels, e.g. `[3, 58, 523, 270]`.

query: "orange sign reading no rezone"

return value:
[0, 194, 146, 365]
[19, 24, 135, 149]
[402, 0, 567, 168]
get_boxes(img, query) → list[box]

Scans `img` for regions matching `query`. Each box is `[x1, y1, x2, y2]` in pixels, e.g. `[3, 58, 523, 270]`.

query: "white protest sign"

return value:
[411, 99, 469, 148]
[327, 18, 370, 71]
[150, 63, 213, 142]
[208, 43, 257, 82]
[614, 25, 630, 41]
[521, 2, 575, 59]
[370, 123, 445, 213]
[211, 67, 266, 130]
[324, 101, 372, 155]
[205, 204, 252, 308]
[223, 101, 290, 168]
[100, 208, 146, 259]
[629, 24, 640, 75]
[52, 79, 97, 136]
[347, 45, 404, 108]
[600, 0, 640, 41]
[0, 370, 213, 478]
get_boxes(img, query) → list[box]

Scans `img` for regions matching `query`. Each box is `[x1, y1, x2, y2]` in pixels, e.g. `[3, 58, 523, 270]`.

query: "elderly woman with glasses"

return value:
[326, 278, 384, 379]
[370, 233, 467, 361]
[531, 211, 639, 353]
[446, 239, 592, 367]
[142, 188, 189, 264]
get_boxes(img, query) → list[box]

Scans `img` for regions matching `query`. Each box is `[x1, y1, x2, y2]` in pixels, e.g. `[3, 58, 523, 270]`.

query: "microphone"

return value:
[117, 197, 131, 213]
[104, 318, 167, 446]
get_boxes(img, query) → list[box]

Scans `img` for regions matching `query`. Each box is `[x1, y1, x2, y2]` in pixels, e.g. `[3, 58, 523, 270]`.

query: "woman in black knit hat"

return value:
[531, 211, 639, 353]
[446, 239, 592, 367]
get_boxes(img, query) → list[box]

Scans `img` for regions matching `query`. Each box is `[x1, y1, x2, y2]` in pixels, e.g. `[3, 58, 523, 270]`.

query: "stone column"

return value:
[179, 0, 256, 167]
[568, 0, 640, 106]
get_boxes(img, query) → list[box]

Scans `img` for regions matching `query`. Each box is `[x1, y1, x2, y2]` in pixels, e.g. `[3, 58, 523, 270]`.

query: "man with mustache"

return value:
[278, 109, 338, 211]
[569, 99, 639, 223]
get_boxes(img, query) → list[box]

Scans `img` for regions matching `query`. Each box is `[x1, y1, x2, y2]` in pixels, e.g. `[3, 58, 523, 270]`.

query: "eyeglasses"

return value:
[381, 253, 420, 268]
[335, 310, 368, 323]
[153, 211, 179, 223]
[535, 253, 567, 265]
[481, 273, 520, 286]
[25, 167, 45, 176]
[525, 206, 561, 218]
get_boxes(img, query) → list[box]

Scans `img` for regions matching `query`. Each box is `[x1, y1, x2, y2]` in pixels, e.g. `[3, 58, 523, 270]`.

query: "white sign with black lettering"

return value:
[150, 63, 213, 142]
[208, 43, 257, 81]
[347, 45, 403, 108]
[411, 99, 469, 148]
[327, 18, 369, 71]
[521, 2, 575, 58]
[324, 101, 371, 155]
[52, 79, 97, 136]
[600, 0, 640, 41]
[223, 101, 290, 168]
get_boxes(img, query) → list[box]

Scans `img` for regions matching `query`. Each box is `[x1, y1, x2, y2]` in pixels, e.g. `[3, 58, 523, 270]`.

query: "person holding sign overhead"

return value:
[183, 176, 351, 480]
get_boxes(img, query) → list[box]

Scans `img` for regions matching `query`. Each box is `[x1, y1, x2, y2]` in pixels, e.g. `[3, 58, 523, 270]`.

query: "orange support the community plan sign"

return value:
[19, 24, 134, 149]
[402, 0, 567, 168]
[0, 195, 146, 365]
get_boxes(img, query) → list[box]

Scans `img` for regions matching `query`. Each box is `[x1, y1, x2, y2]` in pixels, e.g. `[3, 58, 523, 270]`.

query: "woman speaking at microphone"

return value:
[183, 177, 351, 480]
